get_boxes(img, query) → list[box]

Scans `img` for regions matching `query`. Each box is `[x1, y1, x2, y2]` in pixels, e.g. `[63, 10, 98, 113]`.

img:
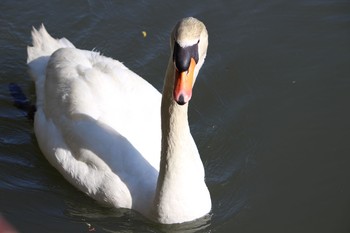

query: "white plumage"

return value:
[27, 17, 211, 224]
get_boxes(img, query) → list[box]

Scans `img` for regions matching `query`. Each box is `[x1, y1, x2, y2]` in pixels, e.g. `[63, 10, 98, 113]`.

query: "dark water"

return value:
[1, 0, 350, 232]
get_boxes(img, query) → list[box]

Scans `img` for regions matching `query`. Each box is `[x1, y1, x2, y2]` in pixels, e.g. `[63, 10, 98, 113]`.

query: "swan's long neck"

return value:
[152, 58, 211, 224]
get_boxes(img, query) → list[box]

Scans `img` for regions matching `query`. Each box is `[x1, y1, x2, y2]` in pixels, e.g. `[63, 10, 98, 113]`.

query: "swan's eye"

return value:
[197, 39, 200, 44]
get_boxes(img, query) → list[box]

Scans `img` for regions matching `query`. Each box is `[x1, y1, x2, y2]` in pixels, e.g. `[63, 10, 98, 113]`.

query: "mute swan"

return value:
[27, 17, 211, 224]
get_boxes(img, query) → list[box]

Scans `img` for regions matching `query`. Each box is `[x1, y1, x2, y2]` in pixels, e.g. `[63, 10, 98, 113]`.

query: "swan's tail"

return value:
[27, 24, 75, 63]
[27, 24, 75, 108]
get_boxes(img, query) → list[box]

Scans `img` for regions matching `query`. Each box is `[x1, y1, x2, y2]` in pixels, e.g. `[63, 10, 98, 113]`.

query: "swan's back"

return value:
[28, 25, 162, 214]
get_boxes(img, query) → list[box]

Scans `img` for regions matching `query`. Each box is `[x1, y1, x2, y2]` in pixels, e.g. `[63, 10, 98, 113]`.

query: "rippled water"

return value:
[1, 0, 349, 232]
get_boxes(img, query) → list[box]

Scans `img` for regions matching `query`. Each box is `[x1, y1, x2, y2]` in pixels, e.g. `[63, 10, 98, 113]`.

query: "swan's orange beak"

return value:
[174, 58, 196, 105]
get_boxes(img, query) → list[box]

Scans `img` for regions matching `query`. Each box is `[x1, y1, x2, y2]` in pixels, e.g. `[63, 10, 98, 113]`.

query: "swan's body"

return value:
[27, 17, 210, 224]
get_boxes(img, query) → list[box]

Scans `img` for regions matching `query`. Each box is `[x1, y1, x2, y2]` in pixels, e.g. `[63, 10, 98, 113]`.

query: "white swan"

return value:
[27, 17, 211, 224]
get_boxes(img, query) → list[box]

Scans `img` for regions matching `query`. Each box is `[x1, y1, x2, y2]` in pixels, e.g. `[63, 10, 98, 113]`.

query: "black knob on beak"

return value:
[173, 42, 199, 72]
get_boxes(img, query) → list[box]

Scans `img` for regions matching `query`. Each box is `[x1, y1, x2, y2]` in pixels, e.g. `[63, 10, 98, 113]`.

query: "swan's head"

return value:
[171, 17, 208, 105]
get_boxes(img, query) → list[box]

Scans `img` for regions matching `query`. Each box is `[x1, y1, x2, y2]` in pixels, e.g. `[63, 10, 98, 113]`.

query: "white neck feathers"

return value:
[152, 59, 211, 224]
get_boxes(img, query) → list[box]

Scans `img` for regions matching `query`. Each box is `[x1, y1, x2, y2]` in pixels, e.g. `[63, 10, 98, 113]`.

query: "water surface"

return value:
[0, 0, 349, 232]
